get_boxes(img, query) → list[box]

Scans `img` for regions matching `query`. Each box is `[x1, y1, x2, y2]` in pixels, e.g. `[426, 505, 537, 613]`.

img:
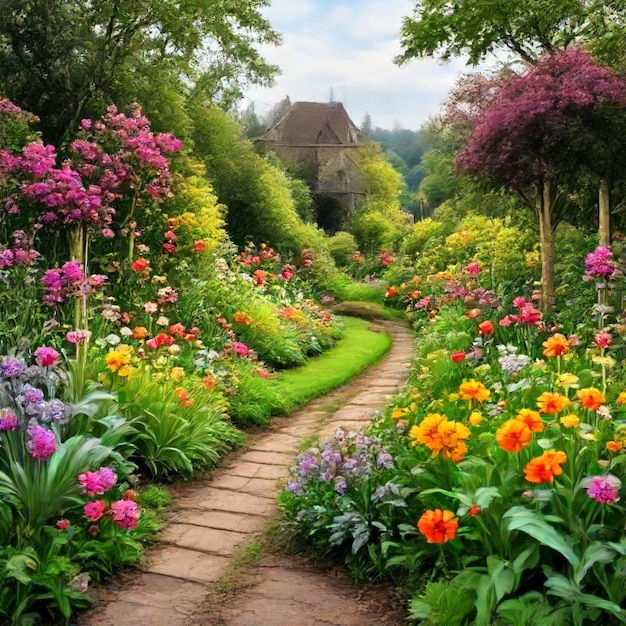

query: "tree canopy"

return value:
[397, 0, 626, 66]
[0, 0, 280, 144]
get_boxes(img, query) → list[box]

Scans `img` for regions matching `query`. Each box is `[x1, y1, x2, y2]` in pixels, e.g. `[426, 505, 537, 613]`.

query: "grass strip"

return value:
[268, 316, 392, 414]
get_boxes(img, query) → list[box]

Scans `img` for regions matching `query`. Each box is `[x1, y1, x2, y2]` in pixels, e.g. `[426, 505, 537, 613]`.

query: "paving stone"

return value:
[172, 509, 267, 534]
[158, 523, 248, 555]
[176, 488, 277, 518]
[145, 545, 230, 583]
[234, 449, 293, 466]
[208, 475, 280, 497]
[248, 434, 301, 453]
[224, 461, 288, 480]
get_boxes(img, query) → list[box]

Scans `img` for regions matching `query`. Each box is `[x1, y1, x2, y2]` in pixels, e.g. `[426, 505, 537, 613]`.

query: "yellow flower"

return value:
[559, 414, 580, 428]
[592, 355, 616, 369]
[105, 348, 132, 372]
[170, 367, 185, 381]
[616, 391, 626, 405]
[117, 365, 134, 378]
[468, 411, 483, 426]
[542, 333, 570, 358]
[556, 373, 579, 389]
[391, 407, 409, 421]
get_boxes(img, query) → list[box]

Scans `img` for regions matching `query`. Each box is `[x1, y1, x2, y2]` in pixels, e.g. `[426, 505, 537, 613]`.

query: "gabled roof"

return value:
[261, 102, 362, 145]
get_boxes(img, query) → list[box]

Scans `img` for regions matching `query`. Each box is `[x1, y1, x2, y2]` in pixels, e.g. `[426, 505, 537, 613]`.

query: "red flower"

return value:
[281, 266, 294, 280]
[131, 257, 150, 272]
[146, 332, 174, 349]
[162, 242, 176, 254]
[450, 351, 466, 362]
[193, 240, 207, 254]
[478, 320, 494, 335]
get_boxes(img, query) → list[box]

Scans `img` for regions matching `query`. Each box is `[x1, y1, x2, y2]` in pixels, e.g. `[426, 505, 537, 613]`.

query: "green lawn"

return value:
[268, 316, 393, 414]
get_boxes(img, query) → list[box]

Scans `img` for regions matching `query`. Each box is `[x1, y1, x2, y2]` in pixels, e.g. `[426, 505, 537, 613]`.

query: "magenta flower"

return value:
[26, 425, 56, 460]
[583, 474, 621, 504]
[66, 329, 91, 344]
[1, 356, 27, 378]
[110, 499, 140, 530]
[584, 246, 619, 281]
[466, 261, 481, 276]
[0, 408, 19, 431]
[232, 341, 250, 357]
[34, 346, 60, 367]
[78, 467, 117, 496]
[84, 500, 107, 522]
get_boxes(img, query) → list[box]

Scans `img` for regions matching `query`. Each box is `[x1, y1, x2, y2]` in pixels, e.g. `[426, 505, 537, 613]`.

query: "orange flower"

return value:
[175, 387, 188, 402]
[536, 392, 570, 414]
[409, 413, 470, 463]
[496, 419, 533, 452]
[478, 320, 494, 335]
[523, 450, 567, 484]
[607, 441, 623, 453]
[417, 509, 459, 544]
[233, 311, 253, 325]
[202, 375, 216, 390]
[458, 380, 490, 402]
[542, 333, 570, 358]
[577, 387, 605, 411]
[515, 408, 544, 433]
[132, 326, 148, 340]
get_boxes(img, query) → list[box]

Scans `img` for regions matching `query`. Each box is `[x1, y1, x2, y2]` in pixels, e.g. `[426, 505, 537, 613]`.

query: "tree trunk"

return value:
[599, 177, 610, 247]
[537, 180, 555, 314]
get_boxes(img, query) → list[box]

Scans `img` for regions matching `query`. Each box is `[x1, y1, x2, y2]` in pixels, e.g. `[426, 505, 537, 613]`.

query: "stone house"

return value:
[256, 101, 367, 232]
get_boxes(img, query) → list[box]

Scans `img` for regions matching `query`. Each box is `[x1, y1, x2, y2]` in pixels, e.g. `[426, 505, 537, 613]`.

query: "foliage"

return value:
[397, 0, 626, 66]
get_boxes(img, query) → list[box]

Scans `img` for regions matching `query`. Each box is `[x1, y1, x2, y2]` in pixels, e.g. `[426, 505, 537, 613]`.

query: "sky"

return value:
[242, 0, 472, 132]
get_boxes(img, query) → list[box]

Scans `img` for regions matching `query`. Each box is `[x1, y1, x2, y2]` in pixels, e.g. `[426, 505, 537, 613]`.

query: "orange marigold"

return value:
[616, 391, 626, 405]
[409, 413, 470, 463]
[458, 380, 490, 402]
[523, 450, 567, 484]
[577, 387, 605, 412]
[515, 408, 544, 433]
[536, 392, 570, 414]
[542, 333, 570, 358]
[417, 509, 459, 544]
[559, 414, 580, 428]
[496, 419, 533, 452]
[233, 311, 253, 325]
[607, 441, 623, 453]
[132, 326, 148, 340]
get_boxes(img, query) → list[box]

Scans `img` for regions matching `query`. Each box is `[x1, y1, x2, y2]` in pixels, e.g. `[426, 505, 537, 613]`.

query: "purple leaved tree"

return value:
[457, 48, 626, 311]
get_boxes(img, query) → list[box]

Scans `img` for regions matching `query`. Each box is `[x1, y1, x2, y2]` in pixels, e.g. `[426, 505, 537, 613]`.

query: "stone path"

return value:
[78, 320, 414, 626]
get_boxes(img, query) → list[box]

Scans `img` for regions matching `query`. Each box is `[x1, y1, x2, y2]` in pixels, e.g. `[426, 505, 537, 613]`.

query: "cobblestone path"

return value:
[78, 320, 414, 626]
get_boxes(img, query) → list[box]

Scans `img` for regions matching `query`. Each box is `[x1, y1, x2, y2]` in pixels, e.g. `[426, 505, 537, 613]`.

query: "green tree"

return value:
[0, 0, 279, 144]
[397, 0, 626, 67]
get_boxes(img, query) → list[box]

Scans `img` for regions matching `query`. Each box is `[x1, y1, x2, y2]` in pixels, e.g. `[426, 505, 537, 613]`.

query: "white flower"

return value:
[105, 334, 121, 346]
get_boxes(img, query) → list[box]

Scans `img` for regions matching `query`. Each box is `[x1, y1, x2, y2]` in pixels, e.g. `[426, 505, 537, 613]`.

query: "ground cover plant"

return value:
[279, 245, 626, 625]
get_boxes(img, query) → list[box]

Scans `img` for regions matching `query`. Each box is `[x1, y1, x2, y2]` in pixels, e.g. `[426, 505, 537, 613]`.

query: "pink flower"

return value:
[281, 267, 294, 280]
[84, 500, 107, 522]
[583, 474, 621, 504]
[110, 499, 140, 530]
[232, 341, 250, 357]
[34, 346, 59, 367]
[26, 426, 56, 460]
[57, 519, 70, 530]
[66, 329, 91, 344]
[144, 301, 158, 314]
[0, 408, 19, 431]
[594, 330, 612, 349]
[78, 467, 117, 496]
[466, 261, 481, 276]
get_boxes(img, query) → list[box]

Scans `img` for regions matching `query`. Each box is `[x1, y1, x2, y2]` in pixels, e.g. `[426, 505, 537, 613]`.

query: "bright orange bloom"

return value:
[496, 419, 533, 452]
[515, 408, 544, 433]
[132, 326, 148, 340]
[233, 311, 253, 325]
[417, 509, 459, 543]
[202, 375, 216, 390]
[523, 450, 567, 484]
[536, 392, 570, 414]
[478, 320, 494, 335]
[542, 333, 570, 358]
[607, 441, 623, 453]
[577, 387, 605, 411]
[175, 387, 188, 402]
[458, 380, 490, 402]
[409, 413, 471, 463]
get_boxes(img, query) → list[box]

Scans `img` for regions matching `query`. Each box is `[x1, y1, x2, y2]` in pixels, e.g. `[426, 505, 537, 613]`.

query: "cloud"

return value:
[243, 0, 471, 130]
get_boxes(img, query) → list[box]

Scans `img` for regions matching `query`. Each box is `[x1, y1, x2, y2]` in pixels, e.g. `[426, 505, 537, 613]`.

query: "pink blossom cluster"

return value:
[499, 296, 542, 327]
[0, 408, 19, 431]
[26, 425, 56, 460]
[78, 466, 117, 496]
[41, 260, 85, 305]
[583, 246, 619, 281]
[583, 474, 621, 504]
[231, 341, 250, 357]
[34, 346, 60, 367]
[83, 495, 140, 531]
[0, 230, 40, 268]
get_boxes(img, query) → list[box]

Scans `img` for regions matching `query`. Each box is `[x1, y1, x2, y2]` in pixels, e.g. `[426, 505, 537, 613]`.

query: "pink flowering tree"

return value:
[457, 48, 626, 311]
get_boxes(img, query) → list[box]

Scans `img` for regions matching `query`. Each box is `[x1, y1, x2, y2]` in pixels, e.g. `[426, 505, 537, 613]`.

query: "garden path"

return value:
[78, 320, 414, 626]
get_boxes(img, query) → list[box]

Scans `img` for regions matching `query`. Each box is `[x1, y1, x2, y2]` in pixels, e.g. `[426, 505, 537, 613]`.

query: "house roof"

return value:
[261, 102, 362, 145]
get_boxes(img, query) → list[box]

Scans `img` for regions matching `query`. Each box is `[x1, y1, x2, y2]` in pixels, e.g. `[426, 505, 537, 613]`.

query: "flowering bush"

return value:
[279, 245, 626, 624]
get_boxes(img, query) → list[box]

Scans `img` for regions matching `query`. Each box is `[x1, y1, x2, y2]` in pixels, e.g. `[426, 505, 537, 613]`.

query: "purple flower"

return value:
[321, 447, 342, 464]
[319, 469, 334, 482]
[583, 474, 621, 504]
[22, 385, 44, 403]
[584, 246, 619, 281]
[26, 425, 56, 460]
[1, 357, 26, 378]
[297, 454, 318, 476]
[376, 449, 394, 469]
[44, 399, 68, 424]
[0, 408, 19, 431]
[285, 481, 304, 495]
[334, 476, 347, 494]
